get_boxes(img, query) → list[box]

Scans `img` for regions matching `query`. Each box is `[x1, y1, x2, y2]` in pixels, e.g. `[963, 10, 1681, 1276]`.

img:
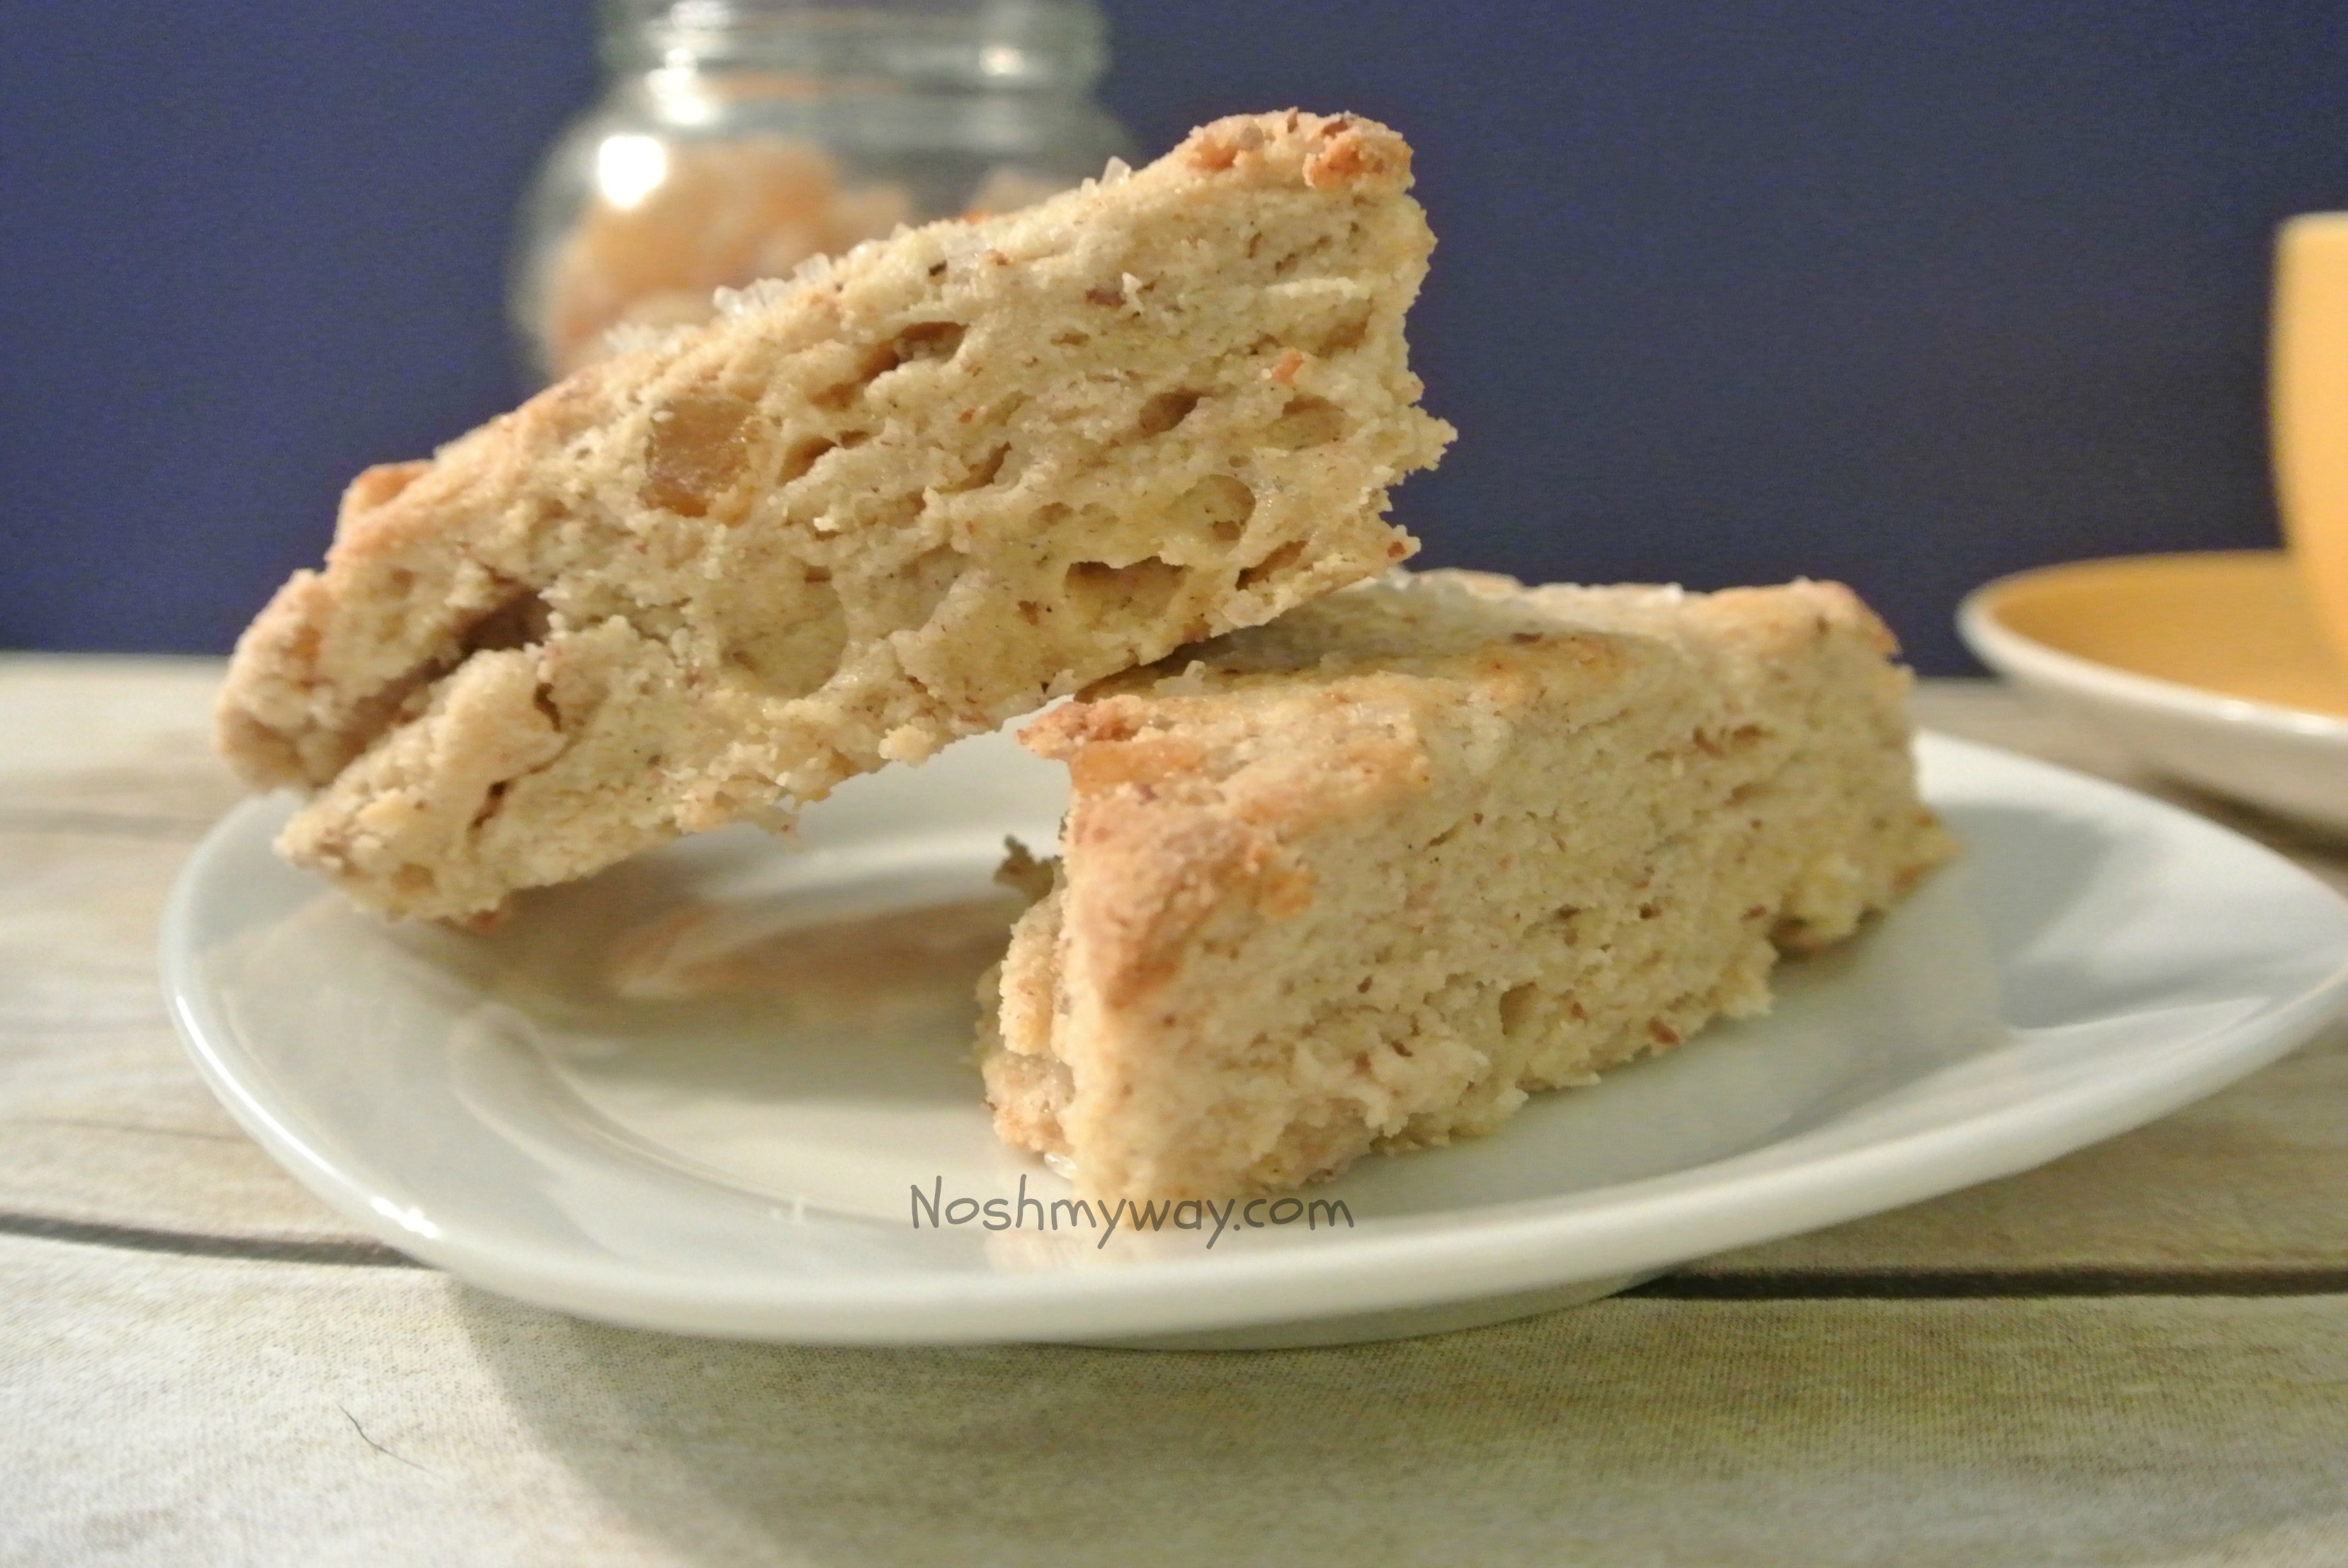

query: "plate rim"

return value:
[161, 731, 2348, 1343]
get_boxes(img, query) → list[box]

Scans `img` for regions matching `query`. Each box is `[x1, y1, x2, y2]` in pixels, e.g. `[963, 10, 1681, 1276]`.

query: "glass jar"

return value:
[512, 0, 1131, 382]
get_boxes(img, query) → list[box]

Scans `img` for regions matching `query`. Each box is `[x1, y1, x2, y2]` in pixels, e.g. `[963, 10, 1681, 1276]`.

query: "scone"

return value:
[217, 110, 1454, 920]
[980, 571, 1954, 1201]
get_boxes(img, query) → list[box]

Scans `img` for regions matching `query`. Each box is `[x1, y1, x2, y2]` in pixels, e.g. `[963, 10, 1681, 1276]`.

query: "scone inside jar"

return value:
[511, 0, 1134, 379]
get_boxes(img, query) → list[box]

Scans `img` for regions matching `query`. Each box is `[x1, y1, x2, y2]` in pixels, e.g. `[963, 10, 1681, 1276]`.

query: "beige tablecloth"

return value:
[5, 660, 2347, 1567]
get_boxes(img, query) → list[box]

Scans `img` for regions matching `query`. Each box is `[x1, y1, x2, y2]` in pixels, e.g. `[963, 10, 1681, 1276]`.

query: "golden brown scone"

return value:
[218, 110, 1454, 920]
[978, 571, 1956, 1201]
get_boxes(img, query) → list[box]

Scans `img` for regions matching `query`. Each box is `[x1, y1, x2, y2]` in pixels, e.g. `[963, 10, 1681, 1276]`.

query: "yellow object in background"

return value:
[1980, 551, 2348, 717]
[2271, 214, 2348, 671]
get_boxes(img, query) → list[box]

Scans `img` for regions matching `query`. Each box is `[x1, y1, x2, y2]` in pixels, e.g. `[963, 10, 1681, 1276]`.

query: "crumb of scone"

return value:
[217, 110, 1454, 921]
[977, 569, 1956, 1201]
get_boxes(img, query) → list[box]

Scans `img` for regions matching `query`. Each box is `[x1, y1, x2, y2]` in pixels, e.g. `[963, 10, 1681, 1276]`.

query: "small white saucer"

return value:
[164, 731, 2348, 1347]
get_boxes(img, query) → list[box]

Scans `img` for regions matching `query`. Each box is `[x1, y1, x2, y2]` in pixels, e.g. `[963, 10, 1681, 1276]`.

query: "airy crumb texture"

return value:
[979, 570, 1956, 1201]
[217, 110, 1453, 920]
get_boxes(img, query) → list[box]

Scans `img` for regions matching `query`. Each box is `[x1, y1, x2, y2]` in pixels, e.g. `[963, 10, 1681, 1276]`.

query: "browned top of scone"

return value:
[1026, 570, 1895, 790]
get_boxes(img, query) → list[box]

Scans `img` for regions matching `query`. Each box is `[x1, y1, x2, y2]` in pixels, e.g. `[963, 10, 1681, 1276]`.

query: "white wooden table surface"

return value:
[6, 659, 2348, 1567]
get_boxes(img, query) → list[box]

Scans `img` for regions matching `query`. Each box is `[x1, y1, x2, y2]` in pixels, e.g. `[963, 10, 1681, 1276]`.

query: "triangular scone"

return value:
[217, 110, 1454, 920]
[980, 571, 1956, 1201]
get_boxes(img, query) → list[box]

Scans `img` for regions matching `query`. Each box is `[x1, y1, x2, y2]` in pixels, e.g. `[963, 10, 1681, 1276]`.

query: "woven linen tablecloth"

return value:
[5, 658, 2347, 1568]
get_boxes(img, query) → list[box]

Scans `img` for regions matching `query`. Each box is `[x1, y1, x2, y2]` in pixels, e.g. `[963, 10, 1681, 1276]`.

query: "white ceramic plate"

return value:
[164, 732, 2348, 1348]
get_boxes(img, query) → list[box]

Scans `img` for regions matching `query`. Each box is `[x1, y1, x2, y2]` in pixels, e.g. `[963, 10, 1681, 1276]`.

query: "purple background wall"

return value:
[5, 1, 2346, 671]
